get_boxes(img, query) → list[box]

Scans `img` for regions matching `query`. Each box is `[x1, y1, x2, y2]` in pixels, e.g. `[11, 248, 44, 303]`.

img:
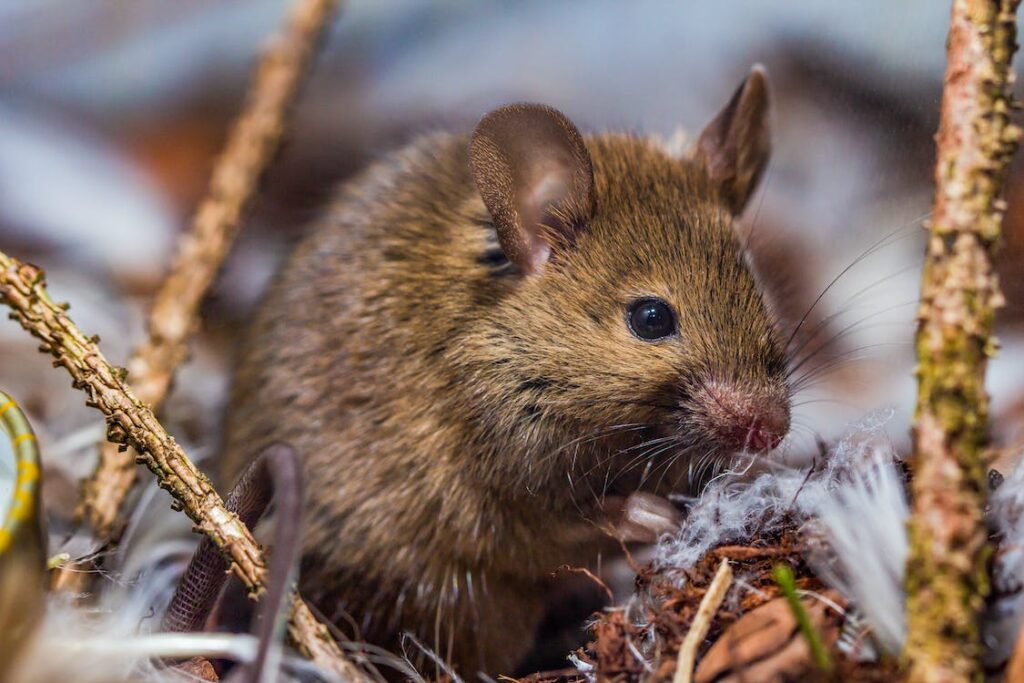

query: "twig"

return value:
[0, 253, 365, 681]
[77, 0, 340, 540]
[709, 545, 795, 561]
[288, 596, 367, 679]
[672, 558, 732, 683]
[772, 564, 832, 673]
[903, 1, 1022, 681]
[553, 564, 614, 601]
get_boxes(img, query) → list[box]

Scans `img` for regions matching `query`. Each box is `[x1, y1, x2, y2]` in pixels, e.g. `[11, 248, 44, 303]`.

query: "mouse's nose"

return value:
[690, 380, 790, 454]
[744, 414, 787, 452]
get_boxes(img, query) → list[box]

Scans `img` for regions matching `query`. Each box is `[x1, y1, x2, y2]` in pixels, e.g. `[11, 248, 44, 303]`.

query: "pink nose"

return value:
[746, 418, 785, 452]
[694, 381, 790, 453]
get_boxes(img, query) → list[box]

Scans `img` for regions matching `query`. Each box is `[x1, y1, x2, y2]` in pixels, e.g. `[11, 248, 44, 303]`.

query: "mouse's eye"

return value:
[627, 298, 677, 341]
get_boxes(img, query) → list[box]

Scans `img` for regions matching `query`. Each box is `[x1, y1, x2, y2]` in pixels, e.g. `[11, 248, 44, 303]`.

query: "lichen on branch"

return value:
[904, 0, 1022, 681]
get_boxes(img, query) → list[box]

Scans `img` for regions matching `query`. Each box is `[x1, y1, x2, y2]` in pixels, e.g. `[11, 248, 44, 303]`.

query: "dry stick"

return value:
[77, 0, 340, 541]
[0, 253, 365, 682]
[672, 559, 733, 683]
[903, 1, 1022, 682]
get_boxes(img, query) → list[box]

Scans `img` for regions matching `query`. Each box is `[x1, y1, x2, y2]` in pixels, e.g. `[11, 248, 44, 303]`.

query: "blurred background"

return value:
[3, 0, 1024, 521]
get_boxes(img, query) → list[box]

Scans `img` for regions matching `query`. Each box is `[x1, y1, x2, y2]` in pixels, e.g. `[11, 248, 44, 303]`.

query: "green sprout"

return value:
[773, 563, 833, 673]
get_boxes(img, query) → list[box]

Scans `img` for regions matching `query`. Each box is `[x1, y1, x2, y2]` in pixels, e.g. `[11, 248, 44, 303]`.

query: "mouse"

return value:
[221, 64, 791, 678]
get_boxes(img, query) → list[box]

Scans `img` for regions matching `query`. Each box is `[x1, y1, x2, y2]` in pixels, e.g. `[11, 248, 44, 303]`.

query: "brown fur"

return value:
[222, 110, 789, 676]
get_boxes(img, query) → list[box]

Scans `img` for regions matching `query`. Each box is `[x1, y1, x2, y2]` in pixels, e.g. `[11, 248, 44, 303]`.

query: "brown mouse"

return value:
[222, 65, 790, 677]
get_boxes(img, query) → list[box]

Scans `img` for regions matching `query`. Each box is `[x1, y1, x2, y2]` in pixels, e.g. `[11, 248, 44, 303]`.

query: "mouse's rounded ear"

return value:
[469, 104, 595, 274]
[693, 64, 771, 216]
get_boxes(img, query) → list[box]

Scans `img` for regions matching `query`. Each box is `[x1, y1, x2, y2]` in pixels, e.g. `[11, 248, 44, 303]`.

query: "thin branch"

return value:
[904, 1, 1022, 681]
[0, 252, 365, 681]
[78, 0, 340, 539]
[672, 558, 732, 683]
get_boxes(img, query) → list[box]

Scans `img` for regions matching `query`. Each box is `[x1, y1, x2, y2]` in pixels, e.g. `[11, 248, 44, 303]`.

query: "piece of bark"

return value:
[176, 657, 219, 682]
[693, 593, 840, 683]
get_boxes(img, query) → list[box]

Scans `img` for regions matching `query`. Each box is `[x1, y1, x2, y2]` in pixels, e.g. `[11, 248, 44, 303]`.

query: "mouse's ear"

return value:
[693, 65, 771, 215]
[469, 104, 595, 274]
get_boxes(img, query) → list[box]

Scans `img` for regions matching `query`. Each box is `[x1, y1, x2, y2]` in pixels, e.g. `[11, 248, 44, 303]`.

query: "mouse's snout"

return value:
[744, 412, 788, 451]
[689, 380, 790, 454]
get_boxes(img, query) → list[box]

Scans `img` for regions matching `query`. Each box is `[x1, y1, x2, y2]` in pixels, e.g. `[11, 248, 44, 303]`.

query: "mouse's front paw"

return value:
[607, 492, 683, 544]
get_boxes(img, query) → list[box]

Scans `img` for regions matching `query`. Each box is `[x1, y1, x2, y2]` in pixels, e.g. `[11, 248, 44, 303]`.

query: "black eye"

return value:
[627, 298, 677, 341]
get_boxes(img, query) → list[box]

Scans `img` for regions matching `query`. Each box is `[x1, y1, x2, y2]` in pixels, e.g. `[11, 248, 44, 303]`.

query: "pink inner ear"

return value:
[527, 168, 570, 213]
[524, 168, 570, 229]
[519, 166, 570, 270]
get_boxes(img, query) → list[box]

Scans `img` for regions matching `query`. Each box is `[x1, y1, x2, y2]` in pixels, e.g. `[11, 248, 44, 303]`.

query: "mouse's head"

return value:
[467, 66, 789, 492]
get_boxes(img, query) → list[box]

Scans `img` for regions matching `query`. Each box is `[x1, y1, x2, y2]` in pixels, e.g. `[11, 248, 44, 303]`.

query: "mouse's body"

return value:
[223, 67, 791, 677]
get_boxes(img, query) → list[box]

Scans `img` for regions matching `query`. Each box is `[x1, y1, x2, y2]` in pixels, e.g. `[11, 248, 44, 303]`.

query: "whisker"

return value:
[789, 343, 909, 391]
[786, 300, 918, 378]
[607, 436, 687, 491]
[639, 441, 691, 491]
[783, 261, 921, 364]
[578, 433, 677, 483]
[546, 423, 654, 461]
[782, 214, 927, 354]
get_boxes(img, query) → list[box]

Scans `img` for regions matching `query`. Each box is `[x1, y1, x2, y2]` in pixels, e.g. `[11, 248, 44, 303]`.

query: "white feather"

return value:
[810, 445, 908, 653]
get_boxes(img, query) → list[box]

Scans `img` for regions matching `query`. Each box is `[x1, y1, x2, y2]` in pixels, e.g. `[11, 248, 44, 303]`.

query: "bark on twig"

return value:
[904, 1, 1022, 681]
[0, 253, 365, 681]
[78, 0, 340, 540]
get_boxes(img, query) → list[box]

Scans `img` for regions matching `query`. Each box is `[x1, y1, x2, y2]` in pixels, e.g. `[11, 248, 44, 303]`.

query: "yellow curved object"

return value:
[0, 393, 41, 554]
[0, 390, 46, 680]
